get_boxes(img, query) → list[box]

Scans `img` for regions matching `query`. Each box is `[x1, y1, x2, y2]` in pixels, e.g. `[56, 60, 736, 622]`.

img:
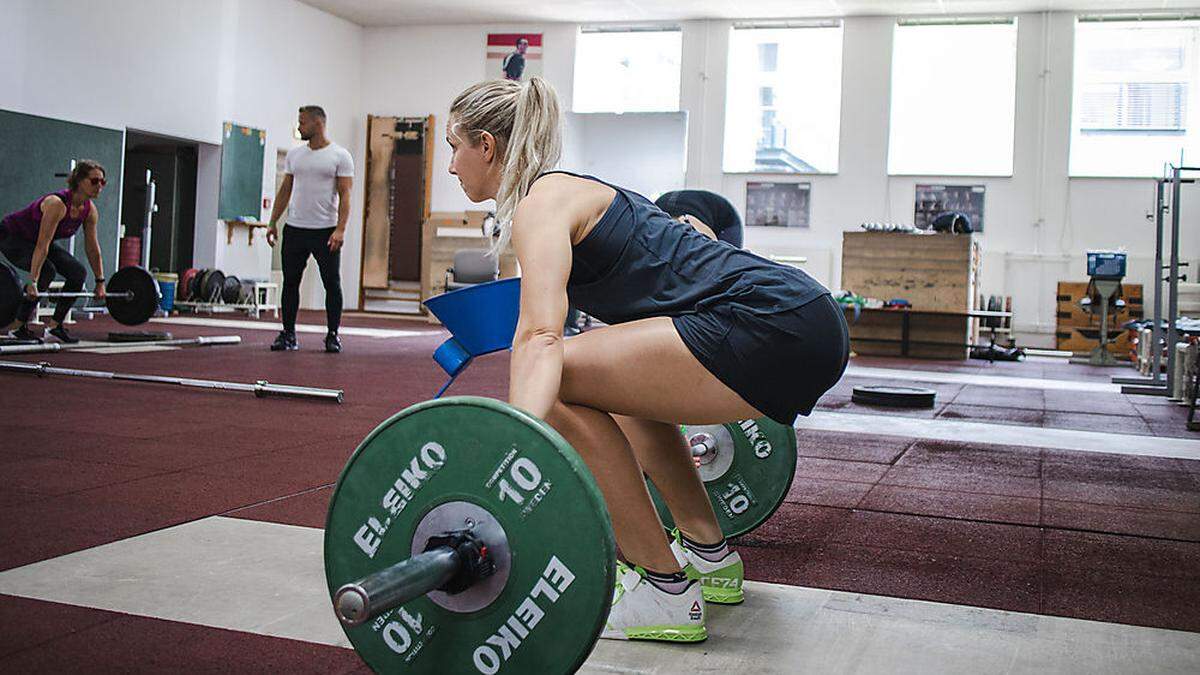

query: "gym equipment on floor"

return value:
[1070, 251, 1127, 367]
[326, 396, 613, 673]
[648, 417, 797, 539]
[0, 359, 342, 402]
[0, 265, 160, 326]
[0, 334, 241, 355]
[851, 385, 937, 408]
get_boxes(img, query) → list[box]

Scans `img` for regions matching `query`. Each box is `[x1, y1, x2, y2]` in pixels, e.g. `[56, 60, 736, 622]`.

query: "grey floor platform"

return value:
[0, 517, 1196, 674]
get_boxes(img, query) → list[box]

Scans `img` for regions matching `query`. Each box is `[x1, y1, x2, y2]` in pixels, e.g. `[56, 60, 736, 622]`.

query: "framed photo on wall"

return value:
[914, 184, 985, 232]
[745, 181, 811, 228]
[487, 33, 543, 82]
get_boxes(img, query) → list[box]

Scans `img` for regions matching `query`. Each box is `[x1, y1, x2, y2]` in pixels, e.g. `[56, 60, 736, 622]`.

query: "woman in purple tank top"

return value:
[0, 160, 109, 343]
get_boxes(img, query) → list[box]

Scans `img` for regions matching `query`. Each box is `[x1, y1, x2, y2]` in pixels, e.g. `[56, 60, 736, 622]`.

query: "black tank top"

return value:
[543, 171, 829, 325]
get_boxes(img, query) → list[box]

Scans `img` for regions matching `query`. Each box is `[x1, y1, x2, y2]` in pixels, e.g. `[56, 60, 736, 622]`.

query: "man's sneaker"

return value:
[270, 330, 298, 351]
[45, 325, 79, 344]
[9, 325, 42, 343]
[600, 562, 706, 642]
[670, 530, 745, 605]
[324, 332, 341, 353]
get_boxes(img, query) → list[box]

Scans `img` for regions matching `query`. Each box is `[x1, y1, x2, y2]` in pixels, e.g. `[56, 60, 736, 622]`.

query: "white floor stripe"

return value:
[801, 411, 1200, 460]
[150, 316, 432, 338]
[844, 365, 1121, 393]
[0, 517, 1196, 674]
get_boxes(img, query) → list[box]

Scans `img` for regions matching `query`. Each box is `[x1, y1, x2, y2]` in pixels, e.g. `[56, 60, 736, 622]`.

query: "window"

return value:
[572, 27, 682, 113]
[723, 22, 844, 174]
[887, 19, 1018, 176]
[1070, 17, 1200, 177]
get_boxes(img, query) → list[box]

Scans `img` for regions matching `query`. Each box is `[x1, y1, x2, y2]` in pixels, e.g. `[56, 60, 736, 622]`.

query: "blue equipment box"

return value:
[1087, 251, 1126, 279]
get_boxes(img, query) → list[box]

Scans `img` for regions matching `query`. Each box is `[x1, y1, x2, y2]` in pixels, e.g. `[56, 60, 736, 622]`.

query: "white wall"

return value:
[562, 112, 688, 198]
[687, 13, 1197, 344]
[364, 13, 1198, 346]
[361, 23, 578, 216]
[0, 0, 365, 311]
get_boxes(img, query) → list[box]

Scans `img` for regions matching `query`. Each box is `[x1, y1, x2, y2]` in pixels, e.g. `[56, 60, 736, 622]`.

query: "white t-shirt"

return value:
[284, 142, 354, 229]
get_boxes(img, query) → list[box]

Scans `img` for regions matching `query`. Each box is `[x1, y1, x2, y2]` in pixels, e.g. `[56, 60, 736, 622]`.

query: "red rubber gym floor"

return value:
[1, 311, 1197, 670]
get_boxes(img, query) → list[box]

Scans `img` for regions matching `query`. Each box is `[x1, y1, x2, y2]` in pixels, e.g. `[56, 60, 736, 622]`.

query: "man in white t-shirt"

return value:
[266, 105, 354, 353]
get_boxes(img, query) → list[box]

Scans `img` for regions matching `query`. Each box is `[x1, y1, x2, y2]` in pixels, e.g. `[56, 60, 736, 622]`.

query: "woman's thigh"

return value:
[559, 316, 761, 425]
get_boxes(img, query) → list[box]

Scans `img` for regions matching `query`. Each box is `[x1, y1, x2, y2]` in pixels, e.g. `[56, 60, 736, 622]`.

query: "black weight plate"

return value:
[106, 266, 160, 326]
[108, 330, 172, 343]
[647, 417, 797, 539]
[221, 275, 241, 304]
[188, 268, 207, 301]
[238, 280, 255, 304]
[0, 263, 23, 327]
[326, 396, 615, 675]
[851, 385, 937, 408]
[200, 269, 226, 303]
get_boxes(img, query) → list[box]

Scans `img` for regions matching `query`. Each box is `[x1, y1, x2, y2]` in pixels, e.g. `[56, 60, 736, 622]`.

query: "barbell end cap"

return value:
[333, 584, 370, 627]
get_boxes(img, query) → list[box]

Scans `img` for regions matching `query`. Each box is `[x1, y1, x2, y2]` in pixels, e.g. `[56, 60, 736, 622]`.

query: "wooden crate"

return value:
[1056, 326, 1133, 360]
[841, 232, 980, 312]
[841, 232, 980, 360]
[1055, 281, 1143, 328]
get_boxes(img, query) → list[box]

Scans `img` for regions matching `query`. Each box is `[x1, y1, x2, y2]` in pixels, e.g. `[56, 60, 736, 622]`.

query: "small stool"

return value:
[251, 281, 280, 319]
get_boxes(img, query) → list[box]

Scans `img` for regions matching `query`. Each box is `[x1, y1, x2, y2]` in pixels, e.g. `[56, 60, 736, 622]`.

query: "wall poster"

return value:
[487, 33, 543, 82]
[745, 181, 811, 228]
[914, 184, 985, 232]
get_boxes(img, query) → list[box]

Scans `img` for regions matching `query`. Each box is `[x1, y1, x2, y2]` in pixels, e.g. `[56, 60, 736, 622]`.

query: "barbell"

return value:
[0, 334, 241, 355]
[0, 359, 344, 402]
[324, 396, 798, 673]
[0, 264, 160, 327]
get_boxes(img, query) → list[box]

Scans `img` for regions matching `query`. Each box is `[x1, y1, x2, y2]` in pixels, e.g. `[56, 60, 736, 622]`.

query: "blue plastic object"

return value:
[423, 277, 521, 397]
[1087, 251, 1126, 280]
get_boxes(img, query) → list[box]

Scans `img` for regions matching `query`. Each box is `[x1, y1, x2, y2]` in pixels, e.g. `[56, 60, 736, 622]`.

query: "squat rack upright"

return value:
[1115, 163, 1192, 397]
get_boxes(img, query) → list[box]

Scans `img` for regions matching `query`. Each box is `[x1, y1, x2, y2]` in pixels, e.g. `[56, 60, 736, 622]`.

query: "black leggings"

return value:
[281, 224, 342, 333]
[0, 228, 87, 325]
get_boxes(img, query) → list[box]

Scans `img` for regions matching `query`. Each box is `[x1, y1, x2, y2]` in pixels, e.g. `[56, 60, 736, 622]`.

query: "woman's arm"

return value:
[82, 204, 106, 298]
[26, 196, 66, 295]
[507, 187, 575, 420]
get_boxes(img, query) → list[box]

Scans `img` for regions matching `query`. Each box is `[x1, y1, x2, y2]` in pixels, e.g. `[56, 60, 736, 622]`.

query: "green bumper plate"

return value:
[325, 396, 616, 674]
[648, 417, 797, 539]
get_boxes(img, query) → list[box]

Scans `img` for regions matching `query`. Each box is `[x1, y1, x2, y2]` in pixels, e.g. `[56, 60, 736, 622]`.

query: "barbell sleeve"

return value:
[334, 546, 462, 627]
[253, 380, 345, 403]
[0, 360, 343, 403]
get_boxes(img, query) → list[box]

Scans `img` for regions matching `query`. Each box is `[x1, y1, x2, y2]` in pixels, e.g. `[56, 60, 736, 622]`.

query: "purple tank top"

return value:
[1, 189, 91, 241]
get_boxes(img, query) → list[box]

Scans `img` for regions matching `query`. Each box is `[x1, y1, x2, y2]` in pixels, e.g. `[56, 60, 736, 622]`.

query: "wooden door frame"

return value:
[357, 114, 434, 311]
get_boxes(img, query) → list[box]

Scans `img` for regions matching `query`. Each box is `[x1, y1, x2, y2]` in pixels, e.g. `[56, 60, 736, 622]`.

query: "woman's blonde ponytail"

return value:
[449, 77, 563, 254]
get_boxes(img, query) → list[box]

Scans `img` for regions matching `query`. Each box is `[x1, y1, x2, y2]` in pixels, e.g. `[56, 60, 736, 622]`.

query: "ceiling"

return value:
[297, 0, 1198, 27]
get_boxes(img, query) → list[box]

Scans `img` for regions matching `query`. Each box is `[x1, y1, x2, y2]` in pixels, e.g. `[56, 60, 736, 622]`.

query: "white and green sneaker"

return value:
[670, 530, 745, 605]
[601, 562, 707, 642]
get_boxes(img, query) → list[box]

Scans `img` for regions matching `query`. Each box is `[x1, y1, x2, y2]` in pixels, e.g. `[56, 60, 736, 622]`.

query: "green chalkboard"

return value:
[0, 109, 124, 285]
[218, 121, 266, 221]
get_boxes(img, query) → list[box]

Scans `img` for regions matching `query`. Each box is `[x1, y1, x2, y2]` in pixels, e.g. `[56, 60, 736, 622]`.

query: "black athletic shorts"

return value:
[672, 293, 849, 425]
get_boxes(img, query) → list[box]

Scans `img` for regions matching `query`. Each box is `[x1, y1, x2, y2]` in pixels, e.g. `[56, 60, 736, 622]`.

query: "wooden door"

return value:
[388, 119, 427, 281]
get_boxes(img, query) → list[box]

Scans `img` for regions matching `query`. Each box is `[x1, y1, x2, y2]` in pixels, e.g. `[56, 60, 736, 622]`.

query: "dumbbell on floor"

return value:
[0, 265, 160, 327]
